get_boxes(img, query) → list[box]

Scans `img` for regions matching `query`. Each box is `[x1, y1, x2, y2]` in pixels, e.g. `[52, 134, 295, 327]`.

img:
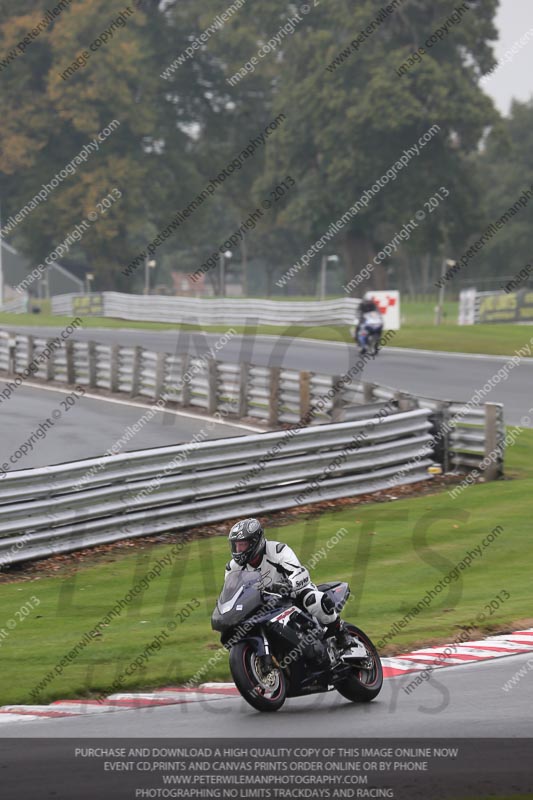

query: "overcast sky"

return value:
[485, 0, 533, 114]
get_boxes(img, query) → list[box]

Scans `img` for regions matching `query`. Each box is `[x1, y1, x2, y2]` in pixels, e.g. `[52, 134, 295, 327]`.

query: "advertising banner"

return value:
[72, 293, 104, 317]
[364, 290, 401, 329]
[478, 289, 533, 324]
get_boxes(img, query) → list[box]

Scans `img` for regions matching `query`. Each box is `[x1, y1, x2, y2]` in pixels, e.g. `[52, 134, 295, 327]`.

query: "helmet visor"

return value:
[234, 541, 251, 554]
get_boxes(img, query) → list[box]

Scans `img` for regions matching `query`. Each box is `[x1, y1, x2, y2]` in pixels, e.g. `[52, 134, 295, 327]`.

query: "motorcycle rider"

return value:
[225, 518, 354, 650]
[355, 298, 383, 353]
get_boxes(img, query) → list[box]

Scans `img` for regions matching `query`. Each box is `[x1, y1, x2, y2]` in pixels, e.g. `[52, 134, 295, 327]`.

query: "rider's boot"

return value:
[327, 618, 353, 650]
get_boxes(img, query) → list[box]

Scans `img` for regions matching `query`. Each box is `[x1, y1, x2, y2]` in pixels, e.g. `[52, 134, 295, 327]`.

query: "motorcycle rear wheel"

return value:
[335, 624, 383, 702]
[229, 641, 287, 712]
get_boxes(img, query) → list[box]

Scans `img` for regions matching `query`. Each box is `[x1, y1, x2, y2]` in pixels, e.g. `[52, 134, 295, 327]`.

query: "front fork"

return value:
[259, 628, 275, 672]
[243, 629, 274, 673]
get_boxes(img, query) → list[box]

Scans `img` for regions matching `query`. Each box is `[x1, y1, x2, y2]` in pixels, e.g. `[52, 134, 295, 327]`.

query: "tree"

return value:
[255, 0, 499, 292]
[0, 0, 200, 289]
[474, 98, 533, 285]
[1, 0, 503, 297]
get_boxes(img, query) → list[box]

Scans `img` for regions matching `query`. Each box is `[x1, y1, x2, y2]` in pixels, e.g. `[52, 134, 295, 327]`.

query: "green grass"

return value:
[392, 323, 533, 356]
[1, 300, 531, 357]
[390, 299, 533, 355]
[0, 427, 531, 706]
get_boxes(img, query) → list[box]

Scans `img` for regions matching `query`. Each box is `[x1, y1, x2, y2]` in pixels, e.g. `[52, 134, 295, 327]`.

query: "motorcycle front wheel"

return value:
[229, 640, 287, 712]
[367, 334, 379, 356]
[335, 624, 383, 702]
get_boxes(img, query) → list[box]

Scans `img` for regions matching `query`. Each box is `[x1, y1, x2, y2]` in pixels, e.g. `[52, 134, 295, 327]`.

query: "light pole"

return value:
[144, 258, 156, 295]
[86, 272, 94, 294]
[220, 250, 232, 297]
[435, 258, 456, 325]
[319, 254, 339, 300]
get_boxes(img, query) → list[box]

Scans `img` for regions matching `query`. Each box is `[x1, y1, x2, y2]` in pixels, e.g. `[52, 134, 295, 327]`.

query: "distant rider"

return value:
[355, 298, 383, 353]
[225, 518, 354, 649]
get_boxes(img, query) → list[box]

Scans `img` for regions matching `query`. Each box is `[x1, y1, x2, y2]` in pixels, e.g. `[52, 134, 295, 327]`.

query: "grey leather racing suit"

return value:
[225, 539, 337, 626]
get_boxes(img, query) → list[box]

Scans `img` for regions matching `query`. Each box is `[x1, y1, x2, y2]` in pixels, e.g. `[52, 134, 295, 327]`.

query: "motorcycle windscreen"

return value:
[211, 571, 264, 632]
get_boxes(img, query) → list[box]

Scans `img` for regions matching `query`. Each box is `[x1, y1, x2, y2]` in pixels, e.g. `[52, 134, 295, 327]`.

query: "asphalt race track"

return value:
[0, 379, 259, 470]
[1, 652, 531, 738]
[0, 327, 531, 749]
[2, 325, 532, 426]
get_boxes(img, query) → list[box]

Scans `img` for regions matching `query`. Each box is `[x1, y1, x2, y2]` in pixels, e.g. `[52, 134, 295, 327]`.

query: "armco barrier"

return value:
[0, 329, 505, 480]
[0, 409, 435, 566]
[51, 292, 361, 327]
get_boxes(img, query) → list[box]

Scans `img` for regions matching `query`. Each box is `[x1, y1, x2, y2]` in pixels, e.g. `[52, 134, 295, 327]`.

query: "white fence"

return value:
[0, 295, 28, 314]
[51, 293, 360, 327]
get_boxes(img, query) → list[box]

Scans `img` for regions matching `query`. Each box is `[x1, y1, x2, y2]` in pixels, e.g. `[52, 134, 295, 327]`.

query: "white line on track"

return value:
[0, 378, 263, 433]
[4, 325, 532, 363]
[240, 335, 533, 363]
[172, 331, 533, 364]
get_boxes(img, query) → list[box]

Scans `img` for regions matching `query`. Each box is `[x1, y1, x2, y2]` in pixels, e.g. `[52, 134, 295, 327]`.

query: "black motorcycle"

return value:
[211, 571, 383, 712]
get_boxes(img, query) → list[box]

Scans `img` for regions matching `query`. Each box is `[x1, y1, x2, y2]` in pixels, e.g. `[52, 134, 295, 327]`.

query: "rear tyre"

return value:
[229, 641, 286, 712]
[336, 624, 383, 702]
